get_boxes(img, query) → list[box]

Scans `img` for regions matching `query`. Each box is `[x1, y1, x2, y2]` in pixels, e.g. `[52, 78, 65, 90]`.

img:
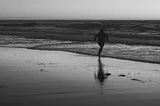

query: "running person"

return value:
[94, 28, 108, 57]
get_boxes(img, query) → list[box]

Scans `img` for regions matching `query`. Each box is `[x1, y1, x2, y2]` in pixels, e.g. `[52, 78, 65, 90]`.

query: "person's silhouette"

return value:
[94, 28, 108, 57]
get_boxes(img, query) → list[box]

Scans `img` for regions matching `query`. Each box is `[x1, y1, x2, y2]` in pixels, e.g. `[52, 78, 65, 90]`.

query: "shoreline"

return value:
[1, 42, 160, 65]
[1, 45, 160, 65]
[28, 45, 160, 65]
[1, 34, 160, 65]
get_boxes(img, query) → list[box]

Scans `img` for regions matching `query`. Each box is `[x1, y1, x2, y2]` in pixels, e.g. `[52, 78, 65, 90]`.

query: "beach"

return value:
[1, 47, 160, 106]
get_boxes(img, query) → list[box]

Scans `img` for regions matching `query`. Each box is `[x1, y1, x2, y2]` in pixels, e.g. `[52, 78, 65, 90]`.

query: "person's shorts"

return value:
[98, 42, 104, 47]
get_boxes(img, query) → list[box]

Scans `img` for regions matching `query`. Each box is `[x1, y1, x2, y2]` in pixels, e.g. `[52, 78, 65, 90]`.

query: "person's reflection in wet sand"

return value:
[94, 57, 108, 86]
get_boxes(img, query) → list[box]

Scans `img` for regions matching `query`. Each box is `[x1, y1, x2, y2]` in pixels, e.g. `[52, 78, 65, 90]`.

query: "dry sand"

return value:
[1, 47, 160, 106]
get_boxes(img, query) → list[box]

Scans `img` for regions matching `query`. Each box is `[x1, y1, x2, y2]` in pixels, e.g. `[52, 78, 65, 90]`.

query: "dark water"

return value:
[0, 20, 160, 45]
[0, 20, 160, 32]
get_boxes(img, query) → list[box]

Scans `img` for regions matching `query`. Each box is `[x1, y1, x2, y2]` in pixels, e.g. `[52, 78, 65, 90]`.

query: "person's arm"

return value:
[94, 33, 98, 41]
[105, 34, 108, 41]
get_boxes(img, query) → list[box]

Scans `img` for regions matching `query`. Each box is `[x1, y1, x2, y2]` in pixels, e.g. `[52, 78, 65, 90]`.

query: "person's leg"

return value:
[98, 46, 103, 55]
[98, 42, 104, 56]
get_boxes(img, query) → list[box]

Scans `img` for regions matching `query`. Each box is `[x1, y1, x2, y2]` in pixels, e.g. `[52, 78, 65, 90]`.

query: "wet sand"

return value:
[1, 47, 160, 106]
[31, 43, 160, 64]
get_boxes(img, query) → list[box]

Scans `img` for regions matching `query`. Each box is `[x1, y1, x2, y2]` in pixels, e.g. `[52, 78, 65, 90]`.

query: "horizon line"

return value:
[0, 19, 160, 21]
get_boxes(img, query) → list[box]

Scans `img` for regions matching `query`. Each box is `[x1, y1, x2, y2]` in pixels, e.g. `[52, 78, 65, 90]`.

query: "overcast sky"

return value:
[0, 0, 160, 20]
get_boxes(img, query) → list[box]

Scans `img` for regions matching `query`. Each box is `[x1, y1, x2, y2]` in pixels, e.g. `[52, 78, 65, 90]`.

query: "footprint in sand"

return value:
[40, 69, 48, 72]
[131, 78, 146, 83]
[105, 73, 111, 76]
[118, 74, 126, 77]
[118, 74, 146, 83]
[37, 62, 45, 65]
